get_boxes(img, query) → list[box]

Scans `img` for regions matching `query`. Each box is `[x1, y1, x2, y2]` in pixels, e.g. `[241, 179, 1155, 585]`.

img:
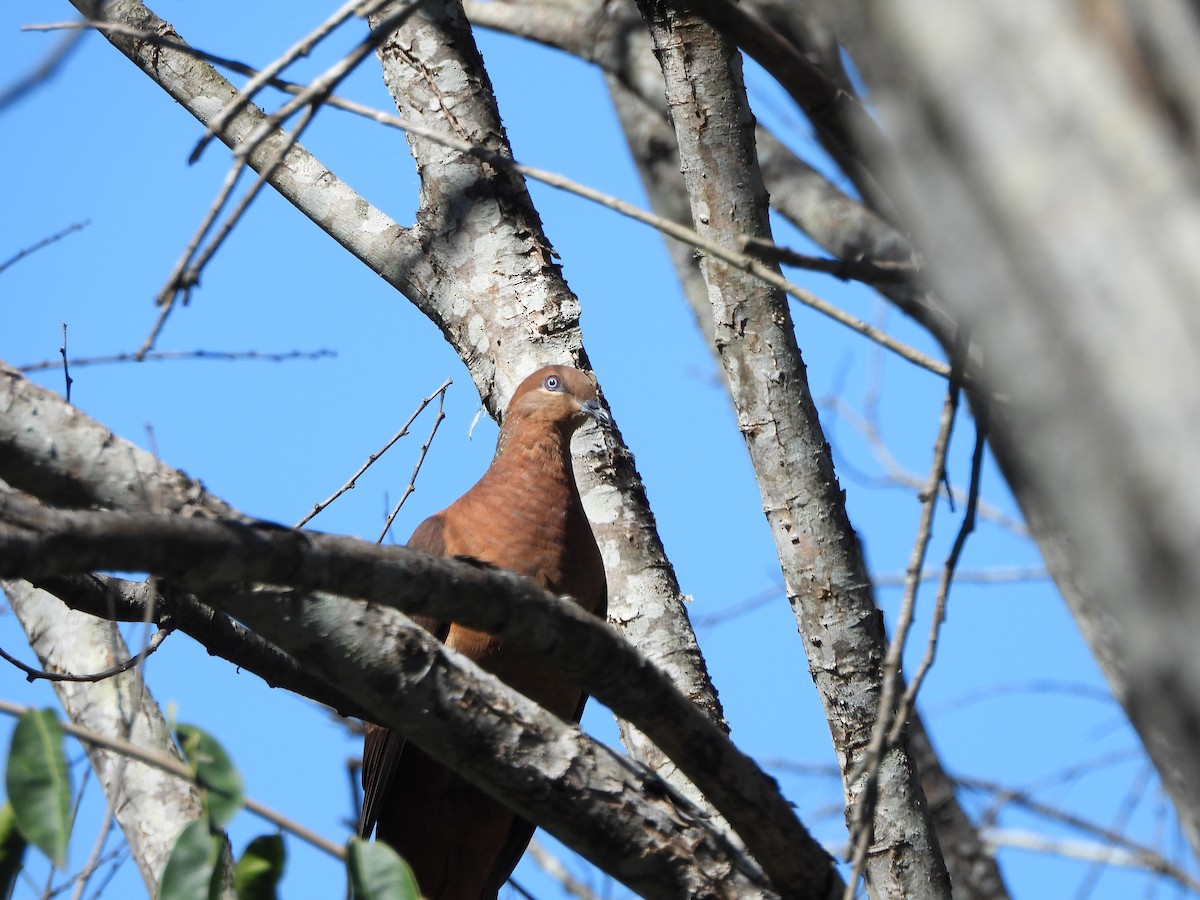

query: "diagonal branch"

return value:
[0, 487, 836, 899]
[67, 0, 428, 312]
[0, 489, 791, 900]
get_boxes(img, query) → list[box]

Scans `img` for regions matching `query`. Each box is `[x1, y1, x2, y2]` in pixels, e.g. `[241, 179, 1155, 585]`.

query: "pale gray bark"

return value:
[361, 0, 734, 825]
[0, 582, 229, 897]
[607, 65, 1008, 900]
[632, 2, 951, 897]
[822, 0, 1200, 858]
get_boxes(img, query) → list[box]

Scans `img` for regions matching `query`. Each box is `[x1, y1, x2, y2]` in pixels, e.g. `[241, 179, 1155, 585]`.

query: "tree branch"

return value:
[32, 573, 368, 719]
[823, 0, 1200, 858]
[0, 482, 838, 899]
[631, 1, 952, 896]
[0, 488, 792, 900]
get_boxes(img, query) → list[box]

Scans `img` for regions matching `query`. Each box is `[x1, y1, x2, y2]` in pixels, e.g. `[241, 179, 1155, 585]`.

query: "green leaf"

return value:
[5, 709, 70, 868]
[0, 802, 28, 900]
[176, 724, 244, 828]
[234, 834, 285, 900]
[347, 838, 420, 900]
[159, 817, 222, 900]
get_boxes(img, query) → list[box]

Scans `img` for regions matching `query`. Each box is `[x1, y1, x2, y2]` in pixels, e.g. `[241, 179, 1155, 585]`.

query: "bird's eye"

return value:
[544, 375, 561, 391]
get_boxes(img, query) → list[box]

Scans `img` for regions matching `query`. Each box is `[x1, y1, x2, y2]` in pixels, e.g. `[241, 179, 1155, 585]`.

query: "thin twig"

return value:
[845, 382, 960, 898]
[144, 4, 418, 349]
[227, 2, 421, 171]
[243, 796, 346, 861]
[59, 323, 73, 404]
[145, 107, 318, 354]
[0, 27, 87, 113]
[190, 106, 319, 282]
[873, 565, 1047, 588]
[0, 221, 89, 275]
[190, 0, 394, 163]
[18, 348, 335, 373]
[296, 378, 452, 529]
[0, 698, 346, 860]
[71, 779, 121, 900]
[959, 770, 1191, 877]
[818, 391, 1026, 536]
[506, 879, 537, 900]
[154, 153, 247, 309]
[983, 828, 1200, 889]
[377, 380, 450, 543]
[742, 235, 919, 284]
[982, 748, 1146, 824]
[0, 629, 170, 685]
[1072, 766, 1154, 900]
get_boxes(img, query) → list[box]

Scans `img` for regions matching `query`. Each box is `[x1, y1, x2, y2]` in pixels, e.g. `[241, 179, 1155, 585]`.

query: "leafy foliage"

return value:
[0, 803, 27, 900]
[347, 838, 420, 900]
[160, 817, 225, 900]
[235, 833, 286, 900]
[4, 709, 70, 869]
[177, 723, 245, 829]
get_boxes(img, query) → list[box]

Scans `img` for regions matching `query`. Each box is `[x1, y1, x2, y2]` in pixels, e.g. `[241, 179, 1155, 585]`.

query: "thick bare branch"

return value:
[0, 490, 793, 900]
[631, 2, 951, 897]
[360, 0, 734, 822]
[822, 0, 1200, 858]
[32, 573, 367, 719]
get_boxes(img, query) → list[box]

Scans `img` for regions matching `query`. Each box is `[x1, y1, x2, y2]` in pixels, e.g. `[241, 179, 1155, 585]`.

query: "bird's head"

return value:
[503, 365, 611, 436]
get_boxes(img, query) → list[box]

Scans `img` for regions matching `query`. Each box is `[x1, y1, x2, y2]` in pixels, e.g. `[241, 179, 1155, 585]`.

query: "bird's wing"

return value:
[358, 512, 451, 839]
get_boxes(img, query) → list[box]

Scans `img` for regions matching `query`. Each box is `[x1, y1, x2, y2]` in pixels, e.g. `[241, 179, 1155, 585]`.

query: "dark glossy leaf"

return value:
[159, 817, 222, 900]
[176, 724, 244, 828]
[234, 833, 285, 900]
[5, 709, 70, 868]
[0, 802, 28, 900]
[347, 838, 420, 900]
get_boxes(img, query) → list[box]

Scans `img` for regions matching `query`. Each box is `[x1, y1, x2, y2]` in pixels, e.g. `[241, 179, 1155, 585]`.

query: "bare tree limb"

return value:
[630, 1, 951, 897]
[32, 572, 368, 719]
[0, 489, 792, 900]
[822, 0, 1200, 857]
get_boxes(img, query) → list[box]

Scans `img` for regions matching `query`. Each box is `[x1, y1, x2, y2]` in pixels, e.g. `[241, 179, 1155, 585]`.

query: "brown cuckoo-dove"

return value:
[358, 365, 610, 900]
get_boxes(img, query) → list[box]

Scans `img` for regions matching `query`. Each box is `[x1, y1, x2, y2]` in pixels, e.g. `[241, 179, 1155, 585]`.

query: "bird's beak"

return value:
[580, 399, 612, 428]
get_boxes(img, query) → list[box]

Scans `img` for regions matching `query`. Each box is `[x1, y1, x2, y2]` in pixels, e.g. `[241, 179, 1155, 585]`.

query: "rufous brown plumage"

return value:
[358, 365, 610, 900]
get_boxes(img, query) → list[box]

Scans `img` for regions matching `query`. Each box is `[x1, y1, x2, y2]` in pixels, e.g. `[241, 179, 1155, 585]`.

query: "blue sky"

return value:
[1, 3, 1190, 898]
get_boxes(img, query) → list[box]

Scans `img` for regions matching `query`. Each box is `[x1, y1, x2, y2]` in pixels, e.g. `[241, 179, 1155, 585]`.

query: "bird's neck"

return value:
[490, 419, 576, 489]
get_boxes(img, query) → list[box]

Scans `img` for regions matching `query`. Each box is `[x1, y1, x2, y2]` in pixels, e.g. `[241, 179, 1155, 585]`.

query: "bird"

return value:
[358, 364, 610, 900]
